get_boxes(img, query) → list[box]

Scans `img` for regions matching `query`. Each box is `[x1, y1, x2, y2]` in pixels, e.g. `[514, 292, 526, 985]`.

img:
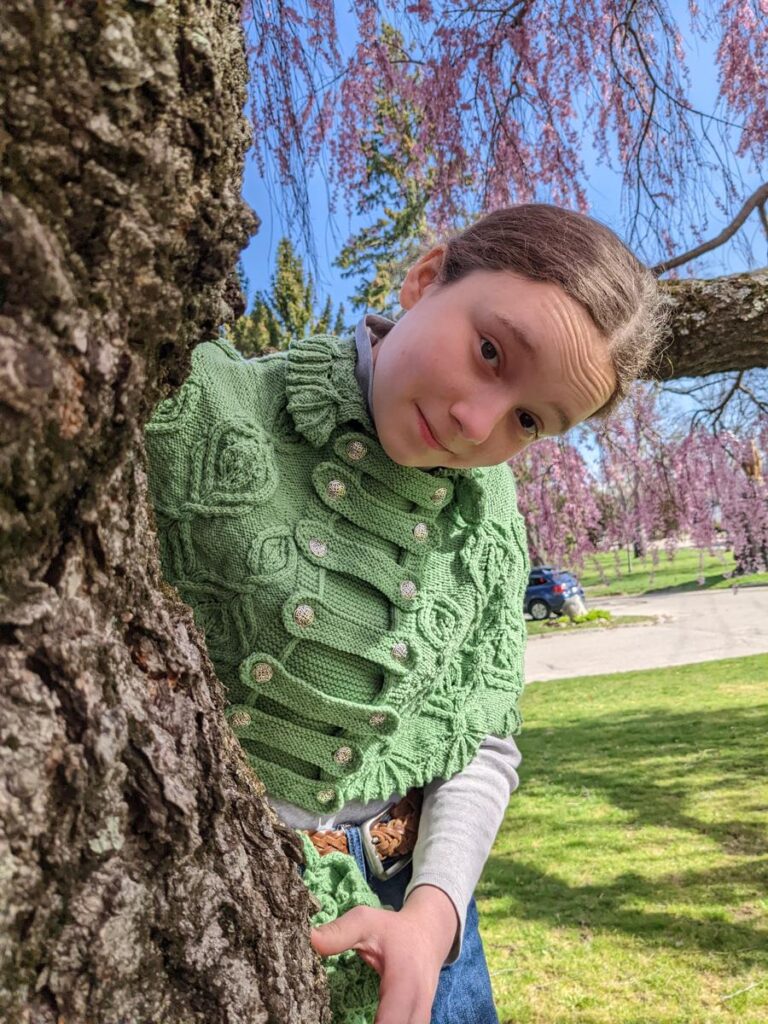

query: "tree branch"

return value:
[651, 269, 768, 381]
[653, 182, 768, 275]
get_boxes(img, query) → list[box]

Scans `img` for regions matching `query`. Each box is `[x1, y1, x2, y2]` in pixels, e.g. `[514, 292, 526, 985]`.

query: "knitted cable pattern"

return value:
[145, 333, 530, 816]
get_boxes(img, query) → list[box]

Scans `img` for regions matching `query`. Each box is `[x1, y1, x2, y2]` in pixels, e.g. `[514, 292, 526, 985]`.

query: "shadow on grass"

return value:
[586, 569, 768, 597]
[482, 702, 768, 958]
[645, 574, 768, 596]
[479, 856, 768, 961]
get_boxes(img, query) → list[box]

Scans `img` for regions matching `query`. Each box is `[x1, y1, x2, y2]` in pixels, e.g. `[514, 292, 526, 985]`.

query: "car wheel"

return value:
[529, 599, 550, 621]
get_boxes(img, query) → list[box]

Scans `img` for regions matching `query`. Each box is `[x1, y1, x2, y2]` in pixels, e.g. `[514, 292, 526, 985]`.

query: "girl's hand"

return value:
[310, 884, 458, 1024]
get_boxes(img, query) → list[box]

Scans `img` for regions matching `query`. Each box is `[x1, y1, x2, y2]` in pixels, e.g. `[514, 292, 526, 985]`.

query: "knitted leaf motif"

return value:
[156, 516, 196, 580]
[429, 657, 463, 698]
[442, 704, 491, 777]
[191, 419, 278, 511]
[416, 594, 464, 652]
[246, 527, 297, 582]
[459, 522, 511, 599]
[271, 399, 305, 448]
[354, 743, 429, 803]
[298, 833, 381, 1024]
[145, 379, 202, 435]
[454, 471, 488, 523]
[475, 640, 520, 691]
[420, 688, 464, 724]
[188, 595, 236, 663]
[180, 582, 256, 664]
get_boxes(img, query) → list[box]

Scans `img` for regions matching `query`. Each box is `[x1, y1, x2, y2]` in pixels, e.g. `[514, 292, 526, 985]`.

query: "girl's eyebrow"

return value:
[488, 311, 536, 358]
[488, 311, 573, 434]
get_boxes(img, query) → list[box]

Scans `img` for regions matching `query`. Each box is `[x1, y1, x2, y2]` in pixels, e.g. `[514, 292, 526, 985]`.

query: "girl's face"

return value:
[370, 247, 617, 469]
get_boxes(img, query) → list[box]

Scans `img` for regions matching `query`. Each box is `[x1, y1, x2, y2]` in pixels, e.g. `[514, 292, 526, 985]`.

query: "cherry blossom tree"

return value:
[513, 388, 768, 577]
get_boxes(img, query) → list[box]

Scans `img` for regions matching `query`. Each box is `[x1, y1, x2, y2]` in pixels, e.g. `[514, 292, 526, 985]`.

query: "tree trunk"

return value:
[0, 2, 330, 1021]
[655, 269, 768, 380]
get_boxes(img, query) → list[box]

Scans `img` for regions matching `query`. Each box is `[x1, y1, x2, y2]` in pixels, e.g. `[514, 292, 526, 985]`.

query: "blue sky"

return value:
[239, 2, 765, 316]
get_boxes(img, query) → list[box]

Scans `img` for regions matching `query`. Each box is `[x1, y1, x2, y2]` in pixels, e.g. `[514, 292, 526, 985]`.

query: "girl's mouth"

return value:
[416, 406, 445, 451]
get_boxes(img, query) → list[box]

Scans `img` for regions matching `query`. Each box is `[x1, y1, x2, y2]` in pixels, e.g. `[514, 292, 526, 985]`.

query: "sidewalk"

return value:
[524, 586, 768, 682]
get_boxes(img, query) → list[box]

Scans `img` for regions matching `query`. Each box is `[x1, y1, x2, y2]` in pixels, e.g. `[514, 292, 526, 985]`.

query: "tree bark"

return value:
[655, 269, 768, 381]
[0, 2, 330, 1022]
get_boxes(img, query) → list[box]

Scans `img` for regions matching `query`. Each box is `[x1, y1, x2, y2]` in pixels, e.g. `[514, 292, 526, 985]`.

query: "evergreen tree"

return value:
[226, 237, 341, 357]
[314, 294, 333, 334]
[271, 238, 315, 340]
[333, 24, 463, 316]
[226, 296, 278, 359]
[333, 303, 347, 337]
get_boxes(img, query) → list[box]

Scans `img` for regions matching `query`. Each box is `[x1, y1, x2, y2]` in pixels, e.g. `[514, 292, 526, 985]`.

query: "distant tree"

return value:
[227, 237, 342, 356]
[226, 295, 279, 358]
[513, 392, 768, 576]
[333, 302, 348, 336]
[315, 294, 334, 334]
[334, 24, 445, 315]
[270, 237, 315, 340]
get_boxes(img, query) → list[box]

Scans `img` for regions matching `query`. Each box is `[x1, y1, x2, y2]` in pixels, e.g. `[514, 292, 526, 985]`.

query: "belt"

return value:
[302, 788, 422, 881]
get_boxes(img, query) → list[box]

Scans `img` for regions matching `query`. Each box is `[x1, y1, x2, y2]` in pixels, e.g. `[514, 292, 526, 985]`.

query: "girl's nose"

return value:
[449, 394, 511, 447]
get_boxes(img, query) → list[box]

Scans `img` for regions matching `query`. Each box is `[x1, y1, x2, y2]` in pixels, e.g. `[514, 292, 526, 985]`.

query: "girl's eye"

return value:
[518, 410, 539, 439]
[479, 338, 499, 365]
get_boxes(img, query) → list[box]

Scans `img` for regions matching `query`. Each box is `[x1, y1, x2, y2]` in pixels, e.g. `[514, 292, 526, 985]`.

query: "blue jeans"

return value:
[342, 824, 500, 1024]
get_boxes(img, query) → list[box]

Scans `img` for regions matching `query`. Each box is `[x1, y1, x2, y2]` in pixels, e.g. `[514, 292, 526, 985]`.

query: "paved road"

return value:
[524, 586, 768, 682]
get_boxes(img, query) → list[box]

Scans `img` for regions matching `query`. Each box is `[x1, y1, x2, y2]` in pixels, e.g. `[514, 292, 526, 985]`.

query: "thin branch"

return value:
[708, 371, 744, 431]
[653, 182, 768, 275]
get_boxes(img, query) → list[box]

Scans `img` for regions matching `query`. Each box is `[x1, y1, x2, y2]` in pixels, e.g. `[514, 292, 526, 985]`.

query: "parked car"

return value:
[524, 566, 586, 620]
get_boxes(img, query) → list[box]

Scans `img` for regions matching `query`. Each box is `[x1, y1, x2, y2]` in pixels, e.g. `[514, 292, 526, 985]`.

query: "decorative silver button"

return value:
[391, 641, 409, 662]
[294, 603, 315, 627]
[317, 788, 336, 804]
[333, 745, 354, 765]
[369, 712, 387, 728]
[412, 522, 429, 541]
[251, 662, 273, 684]
[309, 539, 328, 557]
[346, 440, 368, 461]
[431, 486, 448, 504]
[327, 479, 347, 500]
[400, 580, 417, 600]
[230, 710, 252, 728]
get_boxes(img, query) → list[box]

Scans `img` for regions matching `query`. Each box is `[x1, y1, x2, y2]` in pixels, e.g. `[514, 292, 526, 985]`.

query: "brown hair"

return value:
[437, 204, 668, 416]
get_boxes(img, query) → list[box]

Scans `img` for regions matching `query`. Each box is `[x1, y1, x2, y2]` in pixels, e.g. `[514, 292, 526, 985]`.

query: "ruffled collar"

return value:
[285, 332, 490, 522]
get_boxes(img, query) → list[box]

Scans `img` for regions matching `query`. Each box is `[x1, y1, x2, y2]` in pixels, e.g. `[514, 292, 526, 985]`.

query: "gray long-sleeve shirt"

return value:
[267, 315, 523, 962]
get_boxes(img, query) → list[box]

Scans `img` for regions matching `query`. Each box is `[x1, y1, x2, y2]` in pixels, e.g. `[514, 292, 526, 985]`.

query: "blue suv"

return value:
[524, 566, 586, 620]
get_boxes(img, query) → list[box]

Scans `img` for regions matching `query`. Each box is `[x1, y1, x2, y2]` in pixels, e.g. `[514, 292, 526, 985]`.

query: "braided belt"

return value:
[302, 788, 422, 864]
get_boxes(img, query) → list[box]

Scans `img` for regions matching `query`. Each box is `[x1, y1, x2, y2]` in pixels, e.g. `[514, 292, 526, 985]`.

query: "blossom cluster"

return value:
[512, 386, 768, 575]
[242, 0, 767, 260]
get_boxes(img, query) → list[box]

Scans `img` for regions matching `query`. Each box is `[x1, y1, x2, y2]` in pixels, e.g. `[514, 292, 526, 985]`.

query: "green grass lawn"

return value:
[479, 654, 768, 1024]
[579, 547, 768, 598]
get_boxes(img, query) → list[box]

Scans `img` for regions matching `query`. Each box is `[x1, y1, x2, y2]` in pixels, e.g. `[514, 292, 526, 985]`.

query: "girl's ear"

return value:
[399, 246, 446, 310]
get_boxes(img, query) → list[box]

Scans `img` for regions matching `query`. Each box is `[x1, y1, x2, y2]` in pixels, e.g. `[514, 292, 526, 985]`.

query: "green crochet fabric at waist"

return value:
[298, 831, 381, 1024]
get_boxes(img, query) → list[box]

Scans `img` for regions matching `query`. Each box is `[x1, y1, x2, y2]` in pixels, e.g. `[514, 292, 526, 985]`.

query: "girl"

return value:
[145, 205, 666, 1024]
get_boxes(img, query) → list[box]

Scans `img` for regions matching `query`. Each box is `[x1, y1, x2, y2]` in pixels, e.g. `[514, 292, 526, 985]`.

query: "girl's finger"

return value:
[310, 906, 375, 957]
